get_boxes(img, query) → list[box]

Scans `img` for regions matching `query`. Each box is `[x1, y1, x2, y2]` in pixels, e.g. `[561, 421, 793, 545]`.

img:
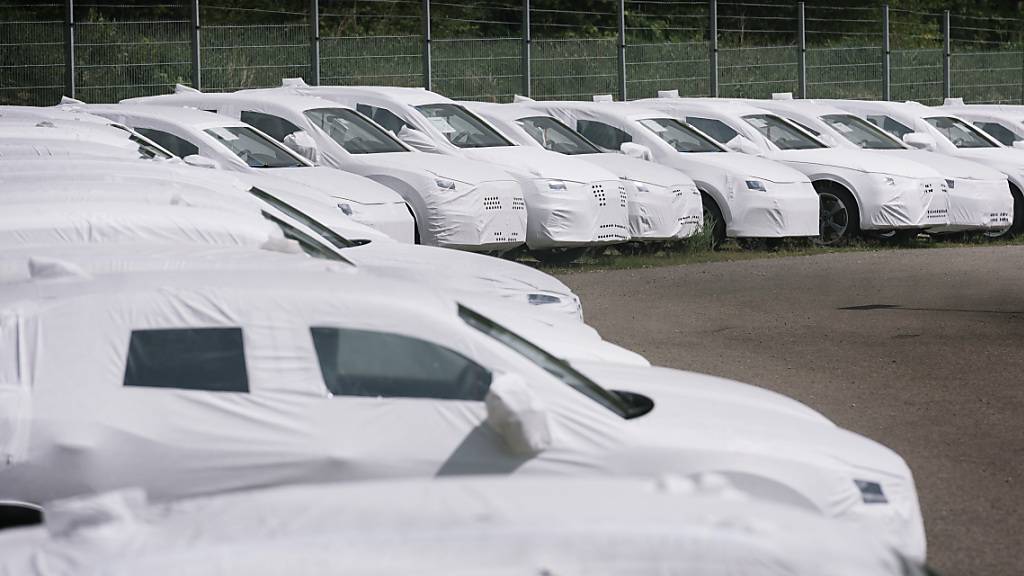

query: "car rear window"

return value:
[124, 328, 248, 392]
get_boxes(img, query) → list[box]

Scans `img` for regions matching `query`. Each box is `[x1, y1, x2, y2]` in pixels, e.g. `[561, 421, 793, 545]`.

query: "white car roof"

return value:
[636, 97, 773, 119]
[0, 478, 908, 576]
[80, 103, 247, 131]
[0, 104, 115, 125]
[525, 99, 674, 123]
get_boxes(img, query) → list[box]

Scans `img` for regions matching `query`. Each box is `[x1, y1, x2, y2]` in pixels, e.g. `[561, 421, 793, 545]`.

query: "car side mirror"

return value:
[485, 373, 552, 456]
[397, 126, 441, 153]
[619, 142, 652, 160]
[902, 132, 937, 151]
[283, 130, 320, 163]
[182, 154, 220, 169]
[725, 135, 760, 155]
[1012, 140, 1024, 150]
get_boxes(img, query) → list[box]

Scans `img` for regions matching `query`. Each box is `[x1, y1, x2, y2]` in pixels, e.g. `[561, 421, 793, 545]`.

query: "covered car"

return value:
[522, 98, 819, 247]
[0, 266, 924, 561]
[271, 82, 633, 262]
[0, 118, 172, 162]
[0, 478, 924, 576]
[123, 86, 527, 252]
[750, 96, 1013, 236]
[73, 103, 415, 243]
[638, 94, 952, 244]
[820, 98, 1024, 235]
[463, 100, 703, 243]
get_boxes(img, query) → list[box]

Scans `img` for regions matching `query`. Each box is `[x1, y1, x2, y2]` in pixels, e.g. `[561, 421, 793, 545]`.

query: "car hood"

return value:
[579, 153, 696, 188]
[343, 240, 580, 314]
[366, 151, 515, 184]
[266, 167, 404, 205]
[882, 151, 1007, 181]
[679, 152, 810, 184]
[952, 147, 1024, 173]
[463, 146, 618, 182]
[769, 148, 939, 178]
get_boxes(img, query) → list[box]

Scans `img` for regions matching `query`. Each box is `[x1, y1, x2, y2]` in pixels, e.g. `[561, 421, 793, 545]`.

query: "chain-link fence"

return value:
[4, 1, 1024, 106]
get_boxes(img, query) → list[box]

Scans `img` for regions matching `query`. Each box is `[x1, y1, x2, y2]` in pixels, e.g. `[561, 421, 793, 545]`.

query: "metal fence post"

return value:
[422, 0, 432, 90]
[617, 0, 627, 101]
[882, 4, 890, 101]
[942, 10, 951, 100]
[309, 0, 320, 85]
[709, 0, 718, 97]
[190, 0, 201, 90]
[522, 0, 530, 97]
[64, 0, 75, 98]
[797, 2, 806, 98]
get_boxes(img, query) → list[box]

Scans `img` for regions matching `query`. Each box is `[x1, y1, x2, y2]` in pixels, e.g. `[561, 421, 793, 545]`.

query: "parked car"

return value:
[266, 81, 637, 262]
[637, 94, 952, 244]
[0, 265, 924, 561]
[73, 103, 415, 243]
[0, 478, 925, 576]
[462, 100, 703, 245]
[820, 98, 1024, 236]
[938, 99, 1024, 148]
[0, 116, 173, 162]
[749, 96, 1014, 237]
[123, 86, 528, 253]
[520, 98, 819, 247]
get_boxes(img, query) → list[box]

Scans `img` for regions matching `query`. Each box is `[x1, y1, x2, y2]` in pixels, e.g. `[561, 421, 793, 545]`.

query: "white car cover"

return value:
[123, 87, 527, 252]
[462, 100, 703, 241]
[819, 98, 1024, 232]
[521, 99, 819, 239]
[70, 103, 415, 243]
[0, 122, 172, 162]
[268, 82, 633, 251]
[637, 95, 952, 234]
[746, 96, 1012, 234]
[0, 268, 925, 561]
[0, 478, 920, 576]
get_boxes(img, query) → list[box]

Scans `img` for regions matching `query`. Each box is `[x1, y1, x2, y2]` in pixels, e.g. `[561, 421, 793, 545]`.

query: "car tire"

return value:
[700, 192, 726, 250]
[813, 182, 859, 246]
[531, 247, 588, 265]
[986, 181, 1024, 239]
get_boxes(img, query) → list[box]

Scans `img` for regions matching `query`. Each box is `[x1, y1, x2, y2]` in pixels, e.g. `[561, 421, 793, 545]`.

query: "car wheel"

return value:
[531, 247, 588, 265]
[814, 183, 859, 246]
[700, 192, 726, 250]
[987, 181, 1024, 239]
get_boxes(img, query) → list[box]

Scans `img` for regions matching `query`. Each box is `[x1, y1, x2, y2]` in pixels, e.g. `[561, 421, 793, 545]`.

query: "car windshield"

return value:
[925, 116, 997, 149]
[458, 305, 637, 419]
[248, 187, 357, 251]
[516, 115, 600, 155]
[743, 114, 824, 150]
[820, 114, 905, 150]
[205, 126, 306, 168]
[638, 118, 723, 153]
[415, 103, 513, 148]
[261, 212, 347, 262]
[303, 108, 407, 154]
[106, 124, 174, 159]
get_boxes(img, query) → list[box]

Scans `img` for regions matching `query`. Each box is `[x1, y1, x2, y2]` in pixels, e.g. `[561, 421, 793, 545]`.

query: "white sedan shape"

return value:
[73, 103, 416, 243]
[820, 98, 1024, 236]
[270, 82, 633, 263]
[123, 86, 527, 253]
[638, 94, 952, 244]
[521, 98, 819, 247]
[0, 266, 925, 561]
[750, 96, 1014, 236]
[462, 100, 704, 244]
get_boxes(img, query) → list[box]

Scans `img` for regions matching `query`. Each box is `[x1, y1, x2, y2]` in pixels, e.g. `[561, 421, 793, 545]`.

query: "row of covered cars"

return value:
[4, 88, 1016, 575]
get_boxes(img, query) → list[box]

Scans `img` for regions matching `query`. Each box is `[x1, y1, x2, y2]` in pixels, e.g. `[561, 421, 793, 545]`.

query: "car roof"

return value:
[84, 103, 246, 130]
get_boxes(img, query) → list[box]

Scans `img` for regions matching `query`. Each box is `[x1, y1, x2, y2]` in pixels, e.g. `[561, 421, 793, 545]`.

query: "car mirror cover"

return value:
[485, 373, 552, 456]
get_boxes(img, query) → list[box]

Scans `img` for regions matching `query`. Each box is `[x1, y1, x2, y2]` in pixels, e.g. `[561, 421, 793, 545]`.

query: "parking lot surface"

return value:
[557, 245, 1024, 576]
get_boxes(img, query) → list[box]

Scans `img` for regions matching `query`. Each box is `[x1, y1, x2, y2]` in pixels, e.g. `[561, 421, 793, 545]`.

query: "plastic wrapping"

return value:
[123, 89, 526, 252]
[523, 100, 819, 238]
[0, 269, 923, 560]
[0, 478, 915, 576]
[266, 85, 632, 249]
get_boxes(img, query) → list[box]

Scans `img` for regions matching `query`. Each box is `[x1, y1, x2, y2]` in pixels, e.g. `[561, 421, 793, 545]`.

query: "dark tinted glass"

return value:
[124, 328, 248, 392]
[240, 111, 302, 141]
[576, 120, 632, 151]
[134, 127, 199, 158]
[311, 327, 491, 400]
[357, 103, 414, 135]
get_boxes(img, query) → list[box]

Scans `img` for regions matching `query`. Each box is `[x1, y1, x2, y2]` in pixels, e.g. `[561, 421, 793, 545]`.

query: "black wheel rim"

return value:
[818, 192, 849, 245]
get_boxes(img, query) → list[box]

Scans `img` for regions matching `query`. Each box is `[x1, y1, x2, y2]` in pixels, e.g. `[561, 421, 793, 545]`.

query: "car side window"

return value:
[686, 116, 740, 143]
[310, 327, 491, 401]
[133, 127, 199, 157]
[866, 115, 913, 139]
[576, 120, 632, 151]
[123, 328, 249, 392]
[240, 111, 302, 141]
[356, 104, 414, 135]
[974, 121, 1020, 146]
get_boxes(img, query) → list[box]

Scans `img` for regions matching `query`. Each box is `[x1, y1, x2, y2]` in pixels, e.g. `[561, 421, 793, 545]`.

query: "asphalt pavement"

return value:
[556, 245, 1024, 576]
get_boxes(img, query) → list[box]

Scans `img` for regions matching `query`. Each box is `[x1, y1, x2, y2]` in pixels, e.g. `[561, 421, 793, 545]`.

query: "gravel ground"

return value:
[556, 245, 1024, 576]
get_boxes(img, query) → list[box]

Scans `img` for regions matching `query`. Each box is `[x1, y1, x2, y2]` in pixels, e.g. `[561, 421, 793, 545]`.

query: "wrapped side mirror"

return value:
[182, 154, 220, 169]
[283, 130, 320, 163]
[902, 132, 937, 151]
[397, 126, 441, 153]
[485, 373, 552, 456]
[620, 142, 653, 161]
[725, 135, 761, 155]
